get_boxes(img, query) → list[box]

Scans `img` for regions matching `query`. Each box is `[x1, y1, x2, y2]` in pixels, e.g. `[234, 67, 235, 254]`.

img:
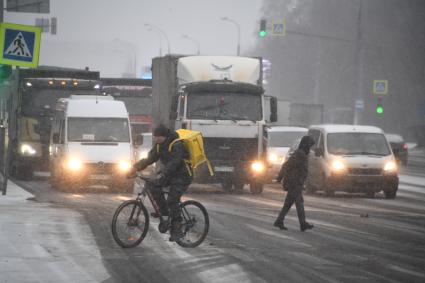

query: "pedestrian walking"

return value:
[273, 135, 315, 231]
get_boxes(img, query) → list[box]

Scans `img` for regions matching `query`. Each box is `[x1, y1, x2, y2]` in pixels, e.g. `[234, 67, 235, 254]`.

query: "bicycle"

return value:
[111, 172, 209, 248]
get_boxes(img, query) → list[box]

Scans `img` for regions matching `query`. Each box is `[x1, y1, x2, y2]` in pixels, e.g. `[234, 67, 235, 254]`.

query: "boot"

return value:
[300, 222, 314, 232]
[273, 220, 288, 230]
[169, 221, 184, 242]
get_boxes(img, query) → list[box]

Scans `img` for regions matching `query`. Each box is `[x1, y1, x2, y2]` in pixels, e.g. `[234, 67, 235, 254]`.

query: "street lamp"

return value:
[147, 28, 163, 56]
[144, 23, 170, 54]
[220, 16, 240, 56]
[182, 34, 200, 55]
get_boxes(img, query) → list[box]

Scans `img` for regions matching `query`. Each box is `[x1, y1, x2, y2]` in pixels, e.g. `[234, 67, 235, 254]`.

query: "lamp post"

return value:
[147, 28, 163, 56]
[221, 16, 240, 56]
[182, 34, 200, 55]
[144, 23, 170, 54]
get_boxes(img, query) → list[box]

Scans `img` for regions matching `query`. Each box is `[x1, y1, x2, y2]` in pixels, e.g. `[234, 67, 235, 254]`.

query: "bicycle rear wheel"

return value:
[176, 200, 209, 248]
[111, 200, 149, 248]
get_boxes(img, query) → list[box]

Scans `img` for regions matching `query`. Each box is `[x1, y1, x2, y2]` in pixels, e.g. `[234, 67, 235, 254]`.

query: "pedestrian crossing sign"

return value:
[373, 80, 388, 95]
[0, 23, 41, 68]
[272, 20, 286, 36]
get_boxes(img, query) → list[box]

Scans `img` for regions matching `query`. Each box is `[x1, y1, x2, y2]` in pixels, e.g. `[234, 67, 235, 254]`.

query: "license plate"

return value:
[214, 166, 234, 172]
[90, 174, 111, 180]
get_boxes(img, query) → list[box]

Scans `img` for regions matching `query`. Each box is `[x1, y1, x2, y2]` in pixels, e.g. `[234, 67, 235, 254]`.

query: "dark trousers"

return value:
[276, 189, 307, 226]
[147, 182, 187, 224]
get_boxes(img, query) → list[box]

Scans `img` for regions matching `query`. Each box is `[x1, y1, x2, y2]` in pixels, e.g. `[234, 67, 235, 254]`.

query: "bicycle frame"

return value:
[134, 176, 168, 224]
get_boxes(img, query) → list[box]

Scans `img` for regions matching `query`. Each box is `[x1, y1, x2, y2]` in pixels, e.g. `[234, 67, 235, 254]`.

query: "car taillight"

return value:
[403, 143, 408, 150]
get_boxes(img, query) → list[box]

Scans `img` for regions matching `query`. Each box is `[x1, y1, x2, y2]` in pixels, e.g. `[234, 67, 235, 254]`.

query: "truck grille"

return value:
[348, 168, 382, 175]
[204, 138, 258, 163]
[83, 162, 116, 174]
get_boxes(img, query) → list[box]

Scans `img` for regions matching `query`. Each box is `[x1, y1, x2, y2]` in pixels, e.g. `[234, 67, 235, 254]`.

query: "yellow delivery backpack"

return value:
[168, 129, 214, 176]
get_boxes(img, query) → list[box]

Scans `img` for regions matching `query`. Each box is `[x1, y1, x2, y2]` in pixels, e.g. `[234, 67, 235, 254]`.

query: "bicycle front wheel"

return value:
[176, 200, 209, 248]
[111, 200, 149, 248]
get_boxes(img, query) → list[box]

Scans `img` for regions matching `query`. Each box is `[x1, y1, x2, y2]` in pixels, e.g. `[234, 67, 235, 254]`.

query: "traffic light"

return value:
[259, 19, 267, 37]
[376, 96, 384, 114]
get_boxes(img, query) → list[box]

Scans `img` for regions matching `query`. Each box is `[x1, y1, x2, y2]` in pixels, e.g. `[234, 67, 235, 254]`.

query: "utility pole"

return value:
[353, 0, 363, 125]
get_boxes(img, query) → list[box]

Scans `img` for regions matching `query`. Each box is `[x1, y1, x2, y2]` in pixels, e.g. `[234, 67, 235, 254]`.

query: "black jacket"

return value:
[134, 131, 192, 185]
[277, 149, 308, 191]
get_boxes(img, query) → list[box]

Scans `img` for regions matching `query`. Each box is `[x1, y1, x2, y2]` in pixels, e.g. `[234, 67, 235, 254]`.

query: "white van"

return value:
[49, 95, 135, 193]
[266, 126, 308, 179]
[307, 125, 398, 198]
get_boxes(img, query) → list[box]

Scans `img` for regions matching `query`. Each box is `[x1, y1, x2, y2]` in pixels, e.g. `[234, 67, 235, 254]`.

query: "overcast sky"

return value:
[5, 0, 263, 77]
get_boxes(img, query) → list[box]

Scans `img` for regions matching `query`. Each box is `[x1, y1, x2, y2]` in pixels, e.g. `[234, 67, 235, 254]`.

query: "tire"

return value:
[233, 181, 244, 193]
[176, 200, 209, 248]
[249, 182, 263, 194]
[384, 189, 397, 199]
[111, 200, 149, 248]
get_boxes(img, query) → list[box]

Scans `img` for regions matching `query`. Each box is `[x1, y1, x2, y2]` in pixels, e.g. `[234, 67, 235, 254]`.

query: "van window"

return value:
[268, 131, 307, 147]
[67, 118, 130, 142]
[327, 133, 391, 156]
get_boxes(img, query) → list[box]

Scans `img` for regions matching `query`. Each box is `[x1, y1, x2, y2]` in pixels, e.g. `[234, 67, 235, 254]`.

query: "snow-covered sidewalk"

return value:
[0, 181, 110, 283]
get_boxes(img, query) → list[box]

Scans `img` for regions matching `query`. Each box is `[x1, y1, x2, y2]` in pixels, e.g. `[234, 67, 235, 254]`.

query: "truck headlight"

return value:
[331, 160, 346, 173]
[268, 153, 278, 163]
[118, 161, 132, 172]
[383, 161, 397, 172]
[67, 158, 82, 171]
[251, 161, 265, 173]
[20, 144, 36, 155]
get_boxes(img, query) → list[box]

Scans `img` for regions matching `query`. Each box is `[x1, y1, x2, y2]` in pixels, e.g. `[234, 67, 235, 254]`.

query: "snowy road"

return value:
[13, 166, 425, 283]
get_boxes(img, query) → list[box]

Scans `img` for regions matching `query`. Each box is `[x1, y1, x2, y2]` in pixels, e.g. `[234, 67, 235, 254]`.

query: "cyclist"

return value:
[128, 124, 193, 241]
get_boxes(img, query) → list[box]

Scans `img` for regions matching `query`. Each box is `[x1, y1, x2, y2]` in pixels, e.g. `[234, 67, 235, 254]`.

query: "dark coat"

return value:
[277, 149, 308, 192]
[134, 131, 192, 185]
[276, 135, 315, 192]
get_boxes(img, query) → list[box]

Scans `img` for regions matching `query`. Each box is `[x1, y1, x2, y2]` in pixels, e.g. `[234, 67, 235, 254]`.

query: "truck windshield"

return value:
[268, 131, 307, 147]
[327, 133, 391, 156]
[68, 118, 130, 142]
[186, 92, 262, 121]
[21, 88, 99, 116]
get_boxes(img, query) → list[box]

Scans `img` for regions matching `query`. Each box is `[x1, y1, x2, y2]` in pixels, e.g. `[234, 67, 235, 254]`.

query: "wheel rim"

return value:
[178, 203, 208, 246]
[114, 203, 147, 246]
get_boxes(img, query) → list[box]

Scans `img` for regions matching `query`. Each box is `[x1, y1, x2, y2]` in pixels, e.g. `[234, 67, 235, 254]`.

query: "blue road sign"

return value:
[0, 23, 41, 68]
[373, 80, 388, 95]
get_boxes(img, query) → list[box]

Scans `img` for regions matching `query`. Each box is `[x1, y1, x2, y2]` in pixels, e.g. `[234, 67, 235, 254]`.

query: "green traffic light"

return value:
[259, 30, 267, 37]
[376, 106, 384, 114]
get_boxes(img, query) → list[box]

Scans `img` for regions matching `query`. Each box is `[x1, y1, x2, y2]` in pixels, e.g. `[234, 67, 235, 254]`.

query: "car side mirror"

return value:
[314, 148, 324, 157]
[270, 96, 278, 123]
[133, 134, 144, 146]
[52, 133, 60, 144]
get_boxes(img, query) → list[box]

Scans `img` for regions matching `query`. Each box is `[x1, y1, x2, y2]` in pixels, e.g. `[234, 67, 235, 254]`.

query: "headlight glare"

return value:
[384, 161, 397, 172]
[268, 153, 278, 163]
[118, 161, 132, 172]
[67, 159, 82, 171]
[20, 144, 36, 155]
[251, 161, 265, 173]
[331, 160, 346, 172]
[139, 150, 149, 159]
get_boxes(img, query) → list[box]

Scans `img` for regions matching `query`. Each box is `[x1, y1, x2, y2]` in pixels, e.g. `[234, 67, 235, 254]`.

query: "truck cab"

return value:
[49, 95, 135, 193]
[152, 55, 278, 193]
